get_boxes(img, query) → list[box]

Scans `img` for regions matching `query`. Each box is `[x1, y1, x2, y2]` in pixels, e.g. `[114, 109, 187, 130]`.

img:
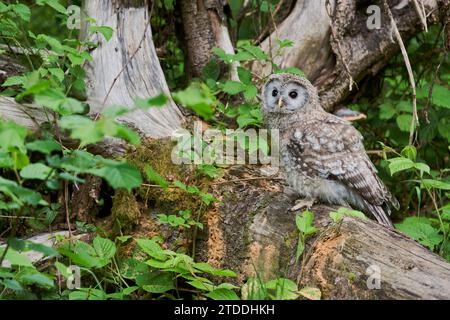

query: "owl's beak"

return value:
[277, 97, 284, 108]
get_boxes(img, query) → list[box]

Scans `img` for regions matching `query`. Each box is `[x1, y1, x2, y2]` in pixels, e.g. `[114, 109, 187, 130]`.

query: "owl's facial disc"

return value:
[282, 82, 308, 112]
[263, 79, 282, 112]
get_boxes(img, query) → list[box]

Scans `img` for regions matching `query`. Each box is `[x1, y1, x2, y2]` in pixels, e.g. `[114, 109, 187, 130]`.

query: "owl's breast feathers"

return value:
[286, 111, 399, 226]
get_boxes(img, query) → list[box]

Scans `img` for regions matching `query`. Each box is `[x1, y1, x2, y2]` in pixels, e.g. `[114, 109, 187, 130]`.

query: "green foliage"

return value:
[241, 277, 321, 300]
[295, 210, 319, 261]
[329, 207, 367, 223]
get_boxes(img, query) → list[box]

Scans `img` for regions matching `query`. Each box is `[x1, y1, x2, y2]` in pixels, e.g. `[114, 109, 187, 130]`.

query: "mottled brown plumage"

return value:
[262, 73, 399, 227]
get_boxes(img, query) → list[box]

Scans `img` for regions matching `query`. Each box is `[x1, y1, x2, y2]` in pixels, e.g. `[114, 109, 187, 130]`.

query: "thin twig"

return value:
[412, 0, 428, 32]
[0, 215, 45, 220]
[64, 181, 72, 238]
[212, 177, 284, 185]
[383, 0, 419, 145]
[325, 0, 357, 91]
[94, 21, 150, 121]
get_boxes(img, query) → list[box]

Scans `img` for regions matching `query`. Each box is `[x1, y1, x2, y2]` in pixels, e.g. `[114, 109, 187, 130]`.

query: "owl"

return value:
[262, 73, 399, 227]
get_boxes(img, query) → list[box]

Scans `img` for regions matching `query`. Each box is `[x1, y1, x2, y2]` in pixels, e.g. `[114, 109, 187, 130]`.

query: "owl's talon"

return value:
[290, 198, 316, 212]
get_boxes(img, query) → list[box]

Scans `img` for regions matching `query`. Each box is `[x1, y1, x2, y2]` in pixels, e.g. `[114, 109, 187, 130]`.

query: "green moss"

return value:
[111, 138, 211, 234]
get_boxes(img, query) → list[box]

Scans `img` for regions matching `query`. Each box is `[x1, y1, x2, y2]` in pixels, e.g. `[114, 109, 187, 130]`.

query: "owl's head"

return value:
[262, 73, 319, 114]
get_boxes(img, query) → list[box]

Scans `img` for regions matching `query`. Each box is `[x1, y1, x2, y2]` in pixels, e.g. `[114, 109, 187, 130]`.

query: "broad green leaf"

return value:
[265, 278, 299, 300]
[172, 83, 215, 120]
[388, 157, 415, 175]
[89, 26, 114, 41]
[401, 145, 417, 161]
[379, 103, 396, 120]
[329, 207, 367, 222]
[202, 59, 221, 81]
[0, 121, 27, 153]
[420, 179, 450, 190]
[432, 85, 450, 108]
[2, 76, 25, 87]
[11, 4, 31, 21]
[88, 162, 142, 191]
[135, 239, 167, 260]
[145, 165, 169, 189]
[20, 163, 53, 180]
[396, 114, 413, 132]
[395, 217, 443, 250]
[36, 0, 67, 14]
[237, 67, 252, 85]
[223, 80, 246, 95]
[295, 210, 318, 235]
[438, 118, 450, 143]
[240, 44, 267, 60]
[205, 288, 240, 300]
[1, 247, 33, 267]
[93, 236, 116, 266]
[140, 272, 175, 293]
[69, 288, 107, 300]
[26, 140, 61, 154]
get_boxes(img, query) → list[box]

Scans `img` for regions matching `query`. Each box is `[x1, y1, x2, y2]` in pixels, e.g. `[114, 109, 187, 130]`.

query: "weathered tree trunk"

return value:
[81, 0, 185, 138]
[2, 0, 450, 300]
[179, 0, 238, 80]
[253, 0, 441, 110]
[191, 165, 450, 299]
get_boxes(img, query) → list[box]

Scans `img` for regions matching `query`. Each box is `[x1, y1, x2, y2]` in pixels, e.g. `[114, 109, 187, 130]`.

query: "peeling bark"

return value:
[254, 0, 441, 110]
[81, 0, 185, 138]
[180, 0, 238, 80]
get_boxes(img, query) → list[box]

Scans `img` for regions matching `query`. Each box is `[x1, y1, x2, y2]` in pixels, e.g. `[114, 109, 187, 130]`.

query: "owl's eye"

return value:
[289, 91, 298, 99]
[271, 89, 278, 97]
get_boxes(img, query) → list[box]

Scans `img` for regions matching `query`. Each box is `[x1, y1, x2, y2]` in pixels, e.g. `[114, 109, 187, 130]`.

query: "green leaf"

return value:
[202, 60, 221, 81]
[93, 236, 116, 265]
[329, 207, 367, 222]
[431, 85, 450, 108]
[265, 278, 299, 300]
[58, 241, 102, 268]
[223, 81, 246, 95]
[145, 165, 169, 189]
[69, 288, 107, 300]
[11, 4, 31, 21]
[0, 121, 28, 153]
[379, 103, 396, 120]
[2, 75, 26, 87]
[240, 44, 267, 60]
[396, 114, 413, 132]
[90, 26, 114, 41]
[135, 93, 168, 108]
[295, 210, 318, 235]
[420, 179, 450, 190]
[26, 140, 61, 154]
[395, 217, 443, 250]
[401, 145, 417, 161]
[1, 247, 33, 267]
[237, 67, 252, 85]
[388, 157, 415, 175]
[88, 162, 142, 191]
[20, 163, 53, 180]
[140, 272, 175, 293]
[19, 270, 54, 288]
[135, 239, 167, 260]
[172, 83, 215, 120]
[437, 118, 450, 143]
[243, 84, 257, 101]
[205, 288, 240, 300]
[296, 236, 304, 261]
[36, 0, 67, 14]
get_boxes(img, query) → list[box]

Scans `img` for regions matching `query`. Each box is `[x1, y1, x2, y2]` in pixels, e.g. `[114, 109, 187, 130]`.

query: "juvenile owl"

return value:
[262, 73, 399, 227]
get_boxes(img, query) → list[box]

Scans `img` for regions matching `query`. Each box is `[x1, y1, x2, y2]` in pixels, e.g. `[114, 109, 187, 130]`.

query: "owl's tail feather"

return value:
[363, 200, 394, 228]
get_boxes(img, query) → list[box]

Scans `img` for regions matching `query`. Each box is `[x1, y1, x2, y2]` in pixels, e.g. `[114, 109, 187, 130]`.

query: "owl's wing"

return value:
[289, 115, 398, 224]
